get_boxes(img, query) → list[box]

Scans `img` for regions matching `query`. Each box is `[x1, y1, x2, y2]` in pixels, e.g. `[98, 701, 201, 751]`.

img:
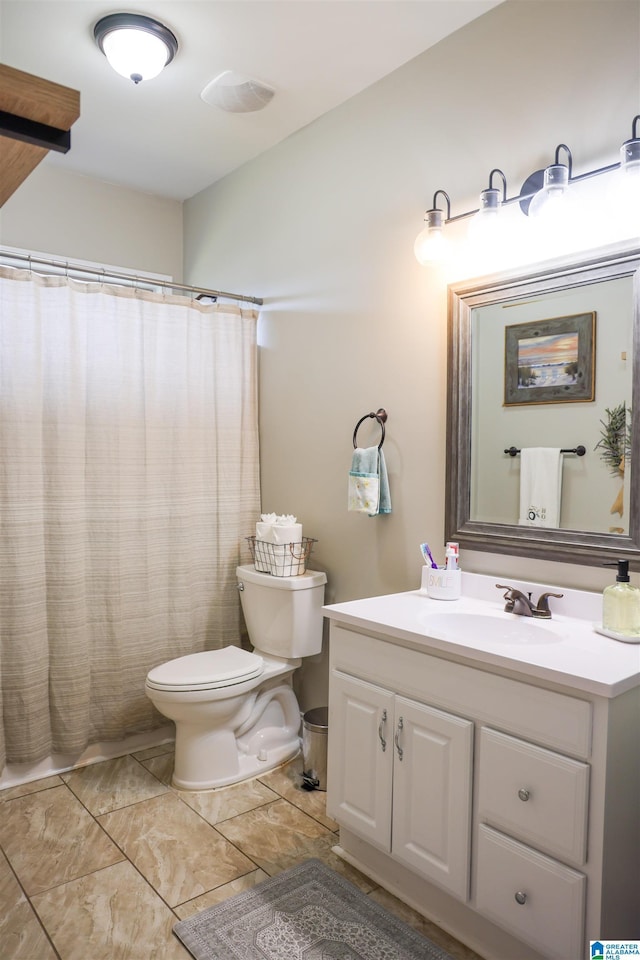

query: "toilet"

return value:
[145, 564, 327, 790]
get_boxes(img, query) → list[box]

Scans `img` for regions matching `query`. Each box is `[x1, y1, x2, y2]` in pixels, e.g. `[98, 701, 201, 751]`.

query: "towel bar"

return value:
[504, 445, 586, 457]
[353, 409, 387, 450]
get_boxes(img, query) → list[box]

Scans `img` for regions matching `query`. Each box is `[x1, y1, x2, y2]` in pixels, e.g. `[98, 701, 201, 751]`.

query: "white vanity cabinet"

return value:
[325, 610, 640, 960]
[329, 670, 473, 899]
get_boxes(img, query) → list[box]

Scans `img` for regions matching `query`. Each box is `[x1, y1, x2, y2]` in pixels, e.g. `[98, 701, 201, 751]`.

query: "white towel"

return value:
[256, 513, 302, 543]
[269, 517, 303, 576]
[518, 447, 563, 527]
[255, 514, 303, 575]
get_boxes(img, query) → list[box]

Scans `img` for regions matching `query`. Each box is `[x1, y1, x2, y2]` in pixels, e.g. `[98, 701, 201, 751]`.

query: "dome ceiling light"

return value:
[94, 13, 178, 84]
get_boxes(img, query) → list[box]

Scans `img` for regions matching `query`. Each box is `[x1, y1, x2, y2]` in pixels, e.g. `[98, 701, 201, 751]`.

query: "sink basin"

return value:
[422, 612, 564, 646]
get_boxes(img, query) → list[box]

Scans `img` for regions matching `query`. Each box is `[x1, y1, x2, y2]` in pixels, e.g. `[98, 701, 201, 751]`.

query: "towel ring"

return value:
[353, 408, 387, 450]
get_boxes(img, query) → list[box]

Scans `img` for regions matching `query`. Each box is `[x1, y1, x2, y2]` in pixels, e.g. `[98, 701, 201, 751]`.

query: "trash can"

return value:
[302, 706, 328, 791]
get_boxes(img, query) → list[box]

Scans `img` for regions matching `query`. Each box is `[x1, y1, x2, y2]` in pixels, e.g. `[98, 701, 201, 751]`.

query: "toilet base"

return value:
[169, 674, 304, 791]
[172, 739, 300, 791]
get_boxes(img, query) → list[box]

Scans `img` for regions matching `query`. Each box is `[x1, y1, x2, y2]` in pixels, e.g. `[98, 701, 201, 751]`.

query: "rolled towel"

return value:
[254, 513, 277, 571]
[270, 515, 303, 576]
[256, 512, 277, 540]
[270, 516, 302, 545]
[254, 514, 304, 575]
[270, 543, 307, 576]
[256, 514, 302, 543]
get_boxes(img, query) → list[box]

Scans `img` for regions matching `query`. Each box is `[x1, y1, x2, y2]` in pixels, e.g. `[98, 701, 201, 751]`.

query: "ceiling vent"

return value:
[201, 71, 275, 113]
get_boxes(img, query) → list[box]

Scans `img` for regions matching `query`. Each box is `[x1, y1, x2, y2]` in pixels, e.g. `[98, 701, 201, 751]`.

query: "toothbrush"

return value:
[420, 543, 439, 569]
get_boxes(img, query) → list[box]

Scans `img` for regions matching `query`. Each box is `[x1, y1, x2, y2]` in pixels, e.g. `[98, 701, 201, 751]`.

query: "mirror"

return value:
[445, 241, 640, 568]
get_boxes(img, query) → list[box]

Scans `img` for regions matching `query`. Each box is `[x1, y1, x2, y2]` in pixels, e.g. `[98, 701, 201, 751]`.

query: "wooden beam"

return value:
[0, 64, 80, 207]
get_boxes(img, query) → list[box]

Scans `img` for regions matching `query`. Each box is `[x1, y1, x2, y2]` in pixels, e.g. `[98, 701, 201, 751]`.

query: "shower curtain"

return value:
[0, 266, 260, 772]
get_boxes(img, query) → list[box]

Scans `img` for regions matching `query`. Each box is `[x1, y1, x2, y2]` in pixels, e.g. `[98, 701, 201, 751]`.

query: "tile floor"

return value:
[0, 743, 483, 960]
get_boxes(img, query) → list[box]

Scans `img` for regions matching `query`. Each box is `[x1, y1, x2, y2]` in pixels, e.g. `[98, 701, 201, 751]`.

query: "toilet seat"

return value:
[146, 646, 263, 693]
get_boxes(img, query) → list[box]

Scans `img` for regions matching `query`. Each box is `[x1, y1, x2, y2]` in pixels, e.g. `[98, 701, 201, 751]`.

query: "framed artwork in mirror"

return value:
[504, 312, 596, 406]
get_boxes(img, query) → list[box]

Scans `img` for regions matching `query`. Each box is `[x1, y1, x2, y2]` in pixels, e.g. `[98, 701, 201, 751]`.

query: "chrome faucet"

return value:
[496, 584, 563, 619]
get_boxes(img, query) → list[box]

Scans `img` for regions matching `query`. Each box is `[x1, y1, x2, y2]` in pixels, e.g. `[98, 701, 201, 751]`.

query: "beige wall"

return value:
[183, 1, 639, 607]
[1, 2, 638, 713]
[0, 165, 183, 281]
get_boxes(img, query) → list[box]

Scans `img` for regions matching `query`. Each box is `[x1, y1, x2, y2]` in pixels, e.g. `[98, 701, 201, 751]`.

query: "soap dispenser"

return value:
[602, 560, 640, 639]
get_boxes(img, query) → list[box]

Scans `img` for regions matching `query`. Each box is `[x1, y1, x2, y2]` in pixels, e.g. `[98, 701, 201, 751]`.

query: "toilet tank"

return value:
[236, 564, 327, 658]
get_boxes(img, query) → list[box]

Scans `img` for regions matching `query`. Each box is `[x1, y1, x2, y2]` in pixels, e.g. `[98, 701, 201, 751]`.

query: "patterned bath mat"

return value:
[173, 857, 454, 960]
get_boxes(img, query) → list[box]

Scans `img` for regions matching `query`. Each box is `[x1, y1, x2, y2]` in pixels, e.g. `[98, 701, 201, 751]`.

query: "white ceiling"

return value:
[1, 1, 501, 201]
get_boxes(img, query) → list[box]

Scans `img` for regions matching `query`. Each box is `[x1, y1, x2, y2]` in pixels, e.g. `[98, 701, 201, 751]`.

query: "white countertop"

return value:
[323, 573, 640, 698]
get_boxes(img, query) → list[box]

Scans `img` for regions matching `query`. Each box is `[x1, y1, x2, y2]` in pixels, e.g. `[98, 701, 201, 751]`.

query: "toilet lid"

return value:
[146, 646, 263, 692]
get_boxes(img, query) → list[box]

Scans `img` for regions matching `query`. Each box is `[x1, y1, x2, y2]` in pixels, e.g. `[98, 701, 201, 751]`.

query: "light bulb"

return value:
[467, 187, 506, 250]
[414, 209, 450, 265]
[102, 29, 170, 83]
[526, 162, 588, 255]
[606, 139, 640, 241]
[528, 164, 576, 223]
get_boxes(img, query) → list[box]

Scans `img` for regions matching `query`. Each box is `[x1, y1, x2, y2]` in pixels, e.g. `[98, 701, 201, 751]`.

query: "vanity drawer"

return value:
[478, 727, 589, 866]
[475, 825, 586, 960]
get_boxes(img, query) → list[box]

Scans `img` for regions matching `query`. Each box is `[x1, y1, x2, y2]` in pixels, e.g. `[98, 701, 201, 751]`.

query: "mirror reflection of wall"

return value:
[470, 275, 633, 534]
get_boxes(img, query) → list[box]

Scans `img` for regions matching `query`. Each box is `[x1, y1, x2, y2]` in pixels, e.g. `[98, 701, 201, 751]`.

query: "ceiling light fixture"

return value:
[94, 13, 178, 84]
[414, 115, 640, 265]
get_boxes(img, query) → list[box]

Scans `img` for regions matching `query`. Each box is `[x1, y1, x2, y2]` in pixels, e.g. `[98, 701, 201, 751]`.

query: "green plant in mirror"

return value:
[595, 402, 632, 523]
[595, 403, 632, 475]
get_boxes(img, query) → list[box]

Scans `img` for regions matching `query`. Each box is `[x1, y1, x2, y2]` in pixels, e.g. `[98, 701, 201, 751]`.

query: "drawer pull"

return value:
[378, 709, 387, 752]
[514, 891, 528, 905]
[395, 716, 404, 761]
[517, 788, 531, 802]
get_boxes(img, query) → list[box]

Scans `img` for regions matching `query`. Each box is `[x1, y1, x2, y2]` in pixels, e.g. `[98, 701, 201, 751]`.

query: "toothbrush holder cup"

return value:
[421, 566, 461, 601]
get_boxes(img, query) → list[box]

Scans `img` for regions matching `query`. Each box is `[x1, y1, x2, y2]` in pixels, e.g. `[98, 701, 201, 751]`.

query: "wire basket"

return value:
[245, 536, 317, 576]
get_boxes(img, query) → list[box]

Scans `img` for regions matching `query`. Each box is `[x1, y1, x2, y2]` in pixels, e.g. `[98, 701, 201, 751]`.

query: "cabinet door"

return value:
[327, 670, 394, 851]
[392, 696, 473, 900]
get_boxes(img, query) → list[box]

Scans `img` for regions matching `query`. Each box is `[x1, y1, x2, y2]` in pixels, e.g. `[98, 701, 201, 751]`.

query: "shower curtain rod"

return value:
[0, 250, 264, 306]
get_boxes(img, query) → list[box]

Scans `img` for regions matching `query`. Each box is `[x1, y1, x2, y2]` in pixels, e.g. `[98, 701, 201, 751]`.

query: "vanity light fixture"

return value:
[527, 144, 578, 228]
[414, 115, 640, 264]
[620, 115, 640, 180]
[467, 169, 507, 248]
[94, 13, 178, 84]
[606, 115, 640, 239]
[414, 190, 452, 265]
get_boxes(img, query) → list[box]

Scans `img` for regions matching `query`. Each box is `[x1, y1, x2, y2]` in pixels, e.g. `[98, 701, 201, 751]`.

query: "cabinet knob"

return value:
[514, 891, 527, 905]
[517, 788, 530, 802]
